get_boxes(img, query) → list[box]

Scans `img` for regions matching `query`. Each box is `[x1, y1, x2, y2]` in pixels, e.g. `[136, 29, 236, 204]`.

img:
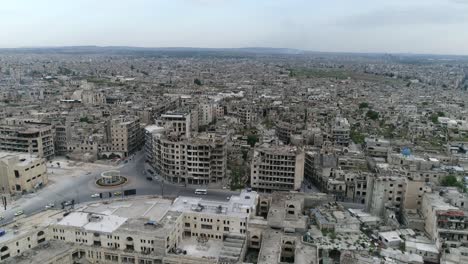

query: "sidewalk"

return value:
[143, 162, 232, 190]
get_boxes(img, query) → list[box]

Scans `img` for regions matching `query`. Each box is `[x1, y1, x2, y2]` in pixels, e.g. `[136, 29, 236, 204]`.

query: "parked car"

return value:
[45, 203, 55, 209]
[114, 191, 122, 196]
[14, 210, 24, 217]
[91, 193, 100, 198]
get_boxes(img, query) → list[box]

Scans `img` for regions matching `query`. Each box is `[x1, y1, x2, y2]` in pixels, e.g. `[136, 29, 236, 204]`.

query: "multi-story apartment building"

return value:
[366, 175, 406, 217]
[0, 123, 54, 159]
[153, 133, 227, 185]
[275, 121, 296, 144]
[144, 125, 165, 164]
[106, 116, 142, 158]
[365, 137, 391, 159]
[156, 111, 192, 138]
[250, 145, 304, 193]
[238, 106, 255, 127]
[53, 123, 71, 155]
[0, 152, 48, 194]
[421, 192, 468, 249]
[331, 116, 350, 146]
[197, 103, 215, 127]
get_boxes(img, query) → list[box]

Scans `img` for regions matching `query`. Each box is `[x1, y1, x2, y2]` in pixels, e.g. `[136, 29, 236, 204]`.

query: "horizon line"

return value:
[0, 45, 468, 57]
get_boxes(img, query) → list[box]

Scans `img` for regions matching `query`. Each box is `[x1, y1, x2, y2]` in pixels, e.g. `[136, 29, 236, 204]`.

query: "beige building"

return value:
[153, 132, 227, 184]
[0, 152, 48, 194]
[421, 193, 468, 249]
[250, 145, 305, 193]
[237, 106, 256, 127]
[105, 116, 142, 158]
[331, 116, 350, 146]
[1, 191, 257, 264]
[0, 123, 54, 159]
[156, 111, 192, 138]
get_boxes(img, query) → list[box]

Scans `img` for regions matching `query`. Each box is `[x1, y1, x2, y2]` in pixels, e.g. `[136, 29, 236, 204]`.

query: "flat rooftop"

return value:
[3, 240, 77, 264]
[257, 230, 282, 264]
[56, 197, 174, 234]
[0, 151, 41, 166]
[178, 236, 222, 260]
[172, 190, 257, 218]
[0, 210, 61, 244]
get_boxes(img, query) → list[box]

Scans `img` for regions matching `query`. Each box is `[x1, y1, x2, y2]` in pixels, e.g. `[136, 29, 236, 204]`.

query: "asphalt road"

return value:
[0, 151, 237, 223]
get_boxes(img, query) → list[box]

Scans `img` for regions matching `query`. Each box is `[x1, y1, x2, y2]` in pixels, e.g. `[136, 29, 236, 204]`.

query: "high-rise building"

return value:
[250, 145, 305, 193]
[0, 123, 54, 159]
[153, 132, 227, 184]
[106, 116, 142, 157]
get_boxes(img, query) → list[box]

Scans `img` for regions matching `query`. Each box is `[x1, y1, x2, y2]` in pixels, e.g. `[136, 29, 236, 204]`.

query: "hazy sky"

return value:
[1, 0, 468, 55]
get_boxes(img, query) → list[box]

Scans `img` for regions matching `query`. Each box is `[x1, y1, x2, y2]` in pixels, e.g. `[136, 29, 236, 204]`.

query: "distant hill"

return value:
[0, 46, 305, 56]
[1, 46, 467, 61]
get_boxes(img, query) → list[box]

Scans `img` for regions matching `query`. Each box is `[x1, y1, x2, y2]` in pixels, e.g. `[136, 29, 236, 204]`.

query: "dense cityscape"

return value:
[0, 46, 466, 264]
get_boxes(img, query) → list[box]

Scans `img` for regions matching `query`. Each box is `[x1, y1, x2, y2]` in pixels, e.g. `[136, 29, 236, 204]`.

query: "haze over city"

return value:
[0, 1, 468, 264]
[1, 0, 468, 55]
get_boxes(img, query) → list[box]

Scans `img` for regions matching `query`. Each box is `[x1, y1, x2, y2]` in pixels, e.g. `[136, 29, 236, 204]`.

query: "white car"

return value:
[14, 210, 24, 217]
[45, 203, 55, 209]
[91, 193, 100, 198]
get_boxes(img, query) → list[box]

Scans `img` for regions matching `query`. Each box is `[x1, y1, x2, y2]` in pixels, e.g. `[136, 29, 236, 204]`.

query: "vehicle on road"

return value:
[194, 189, 207, 195]
[226, 197, 231, 200]
[14, 210, 24, 216]
[45, 203, 55, 209]
[91, 193, 100, 198]
[146, 177, 153, 181]
[114, 191, 122, 196]
[64, 200, 73, 206]
[147, 169, 154, 175]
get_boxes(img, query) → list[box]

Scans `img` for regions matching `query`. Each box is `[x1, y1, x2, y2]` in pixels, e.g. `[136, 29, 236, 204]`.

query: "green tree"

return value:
[350, 129, 365, 144]
[194, 78, 202, 86]
[430, 114, 439, 124]
[79, 116, 92, 123]
[440, 175, 464, 190]
[359, 102, 369, 109]
[247, 135, 259, 147]
[366, 110, 379, 120]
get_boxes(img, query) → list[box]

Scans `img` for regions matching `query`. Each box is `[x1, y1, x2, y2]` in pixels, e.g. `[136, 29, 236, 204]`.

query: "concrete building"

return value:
[366, 175, 406, 217]
[250, 145, 304, 193]
[1, 191, 258, 264]
[364, 137, 391, 159]
[53, 123, 71, 155]
[105, 116, 142, 158]
[275, 121, 296, 144]
[0, 123, 54, 159]
[237, 106, 256, 127]
[144, 125, 165, 164]
[0, 152, 48, 195]
[331, 116, 350, 146]
[421, 193, 468, 249]
[153, 133, 227, 185]
[156, 111, 192, 138]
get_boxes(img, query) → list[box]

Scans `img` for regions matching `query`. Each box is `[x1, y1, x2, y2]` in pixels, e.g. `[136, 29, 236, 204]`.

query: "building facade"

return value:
[0, 152, 48, 194]
[250, 145, 304, 193]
